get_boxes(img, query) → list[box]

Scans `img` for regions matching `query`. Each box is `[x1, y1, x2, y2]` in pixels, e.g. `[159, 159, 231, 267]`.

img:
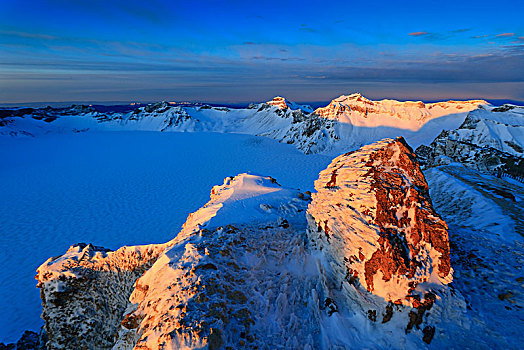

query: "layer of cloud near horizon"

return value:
[0, 0, 523, 104]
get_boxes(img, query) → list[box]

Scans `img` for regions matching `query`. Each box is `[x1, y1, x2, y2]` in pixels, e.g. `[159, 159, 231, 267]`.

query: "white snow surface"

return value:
[424, 164, 524, 348]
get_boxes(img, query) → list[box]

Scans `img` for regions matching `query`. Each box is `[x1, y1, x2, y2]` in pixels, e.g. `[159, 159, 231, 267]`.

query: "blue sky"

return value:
[0, 0, 523, 103]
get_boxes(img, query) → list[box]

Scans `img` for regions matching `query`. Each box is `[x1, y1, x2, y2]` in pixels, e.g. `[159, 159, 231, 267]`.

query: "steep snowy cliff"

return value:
[417, 105, 524, 178]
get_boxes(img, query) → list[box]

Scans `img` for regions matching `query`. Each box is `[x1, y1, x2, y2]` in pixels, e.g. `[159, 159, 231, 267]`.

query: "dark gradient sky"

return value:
[1, 0, 523, 104]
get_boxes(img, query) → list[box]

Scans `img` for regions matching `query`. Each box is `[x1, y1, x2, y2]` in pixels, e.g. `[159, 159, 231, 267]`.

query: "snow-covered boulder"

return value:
[306, 137, 457, 345]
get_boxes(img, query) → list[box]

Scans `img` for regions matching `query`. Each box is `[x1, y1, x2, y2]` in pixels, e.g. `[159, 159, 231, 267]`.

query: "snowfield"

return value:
[0, 131, 331, 342]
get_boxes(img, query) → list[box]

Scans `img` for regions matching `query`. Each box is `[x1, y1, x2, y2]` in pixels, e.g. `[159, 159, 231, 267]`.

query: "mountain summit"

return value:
[314, 93, 488, 130]
[264, 96, 314, 112]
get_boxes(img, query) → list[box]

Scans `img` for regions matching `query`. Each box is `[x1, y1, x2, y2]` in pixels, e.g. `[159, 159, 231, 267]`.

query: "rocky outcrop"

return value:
[265, 96, 290, 110]
[34, 141, 479, 348]
[264, 96, 313, 113]
[307, 137, 452, 306]
[305, 137, 463, 345]
[36, 243, 168, 349]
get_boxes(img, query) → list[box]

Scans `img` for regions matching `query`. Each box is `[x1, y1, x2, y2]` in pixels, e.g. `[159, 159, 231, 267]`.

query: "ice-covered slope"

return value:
[417, 104, 524, 177]
[0, 94, 490, 155]
[424, 164, 524, 348]
[113, 174, 317, 349]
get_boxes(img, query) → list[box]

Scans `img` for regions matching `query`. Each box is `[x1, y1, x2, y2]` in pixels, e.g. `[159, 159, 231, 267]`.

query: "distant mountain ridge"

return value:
[0, 93, 497, 156]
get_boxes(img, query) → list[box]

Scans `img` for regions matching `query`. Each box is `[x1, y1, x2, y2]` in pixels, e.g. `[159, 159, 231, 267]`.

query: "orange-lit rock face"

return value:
[266, 96, 289, 110]
[307, 137, 452, 306]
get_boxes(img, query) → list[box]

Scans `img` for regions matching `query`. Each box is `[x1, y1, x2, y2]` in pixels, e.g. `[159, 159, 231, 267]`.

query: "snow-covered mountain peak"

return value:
[315, 94, 489, 131]
[178, 173, 306, 241]
[265, 96, 290, 109]
[264, 96, 313, 113]
[332, 92, 369, 103]
[307, 137, 452, 306]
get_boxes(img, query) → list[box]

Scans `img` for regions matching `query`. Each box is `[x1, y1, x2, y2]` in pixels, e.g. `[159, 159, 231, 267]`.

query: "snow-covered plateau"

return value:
[0, 94, 522, 349]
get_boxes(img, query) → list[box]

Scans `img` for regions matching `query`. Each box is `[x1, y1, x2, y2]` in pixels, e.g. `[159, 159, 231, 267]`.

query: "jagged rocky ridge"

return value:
[0, 94, 487, 155]
[34, 138, 487, 349]
[416, 105, 524, 179]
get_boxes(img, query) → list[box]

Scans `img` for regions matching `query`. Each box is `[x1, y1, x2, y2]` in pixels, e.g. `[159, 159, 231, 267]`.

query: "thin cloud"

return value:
[300, 24, 316, 33]
[243, 42, 256, 45]
[452, 28, 471, 33]
[251, 56, 305, 62]
[0, 30, 58, 40]
[409, 31, 429, 37]
[496, 33, 515, 37]
[408, 31, 449, 41]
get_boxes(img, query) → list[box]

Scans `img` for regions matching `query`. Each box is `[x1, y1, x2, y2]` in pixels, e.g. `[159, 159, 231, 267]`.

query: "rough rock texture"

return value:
[113, 223, 322, 350]
[307, 137, 452, 306]
[264, 96, 313, 113]
[416, 106, 524, 178]
[0, 330, 41, 350]
[265, 96, 290, 110]
[36, 243, 168, 349]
